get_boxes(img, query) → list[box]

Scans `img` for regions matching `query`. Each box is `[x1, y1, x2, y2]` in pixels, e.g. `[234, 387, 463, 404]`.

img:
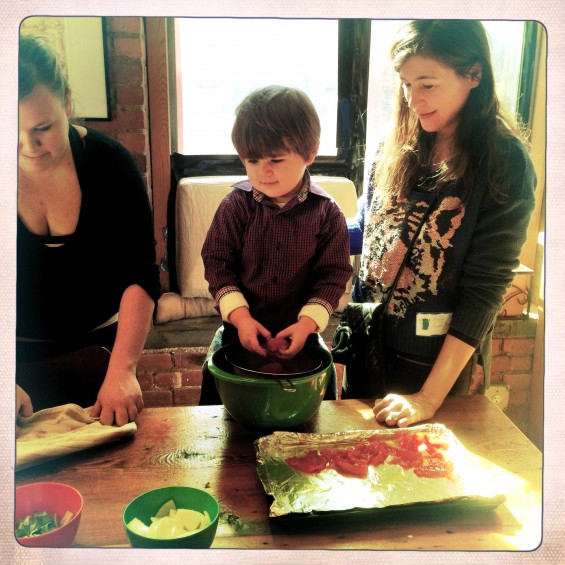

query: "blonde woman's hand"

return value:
[91, 369, 144, 427]
[16, 385, 33, 438]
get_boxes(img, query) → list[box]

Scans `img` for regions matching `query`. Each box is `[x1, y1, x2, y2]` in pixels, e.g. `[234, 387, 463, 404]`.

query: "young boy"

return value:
[199, 85, 353, 404]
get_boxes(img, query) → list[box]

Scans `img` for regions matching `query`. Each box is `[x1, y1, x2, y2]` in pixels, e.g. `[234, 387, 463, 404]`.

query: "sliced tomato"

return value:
[286, 431, 454, 480]
[286, 450, 327, 474]
[368, 450, 388, 467]
[332, 458, 368, 477]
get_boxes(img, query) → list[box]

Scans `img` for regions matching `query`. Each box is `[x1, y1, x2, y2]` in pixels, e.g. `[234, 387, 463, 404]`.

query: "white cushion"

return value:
[176, 176, 244, 300]
[155, 292, 219, 324]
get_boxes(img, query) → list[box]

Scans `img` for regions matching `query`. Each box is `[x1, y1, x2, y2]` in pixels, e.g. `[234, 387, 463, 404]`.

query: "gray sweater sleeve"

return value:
[449, 140, 537, 345]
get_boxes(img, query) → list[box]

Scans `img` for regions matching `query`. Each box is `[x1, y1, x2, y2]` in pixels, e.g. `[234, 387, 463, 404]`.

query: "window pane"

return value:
[483, 20, 524, 114]
[175, 18, 339, 156]
[364, 20, 525, 188]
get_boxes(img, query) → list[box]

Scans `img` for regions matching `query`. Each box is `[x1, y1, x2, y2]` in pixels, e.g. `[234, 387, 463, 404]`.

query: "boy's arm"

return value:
[202, 195, 270, 354]
[297, 304, 331, 334]
[201, 196, 246, 314]
[215, 287, 248, 324]
[299, 201, 354, 332]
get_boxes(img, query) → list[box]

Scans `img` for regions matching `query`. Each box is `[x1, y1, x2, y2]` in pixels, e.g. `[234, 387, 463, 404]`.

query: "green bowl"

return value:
[123, 486, 220, 549]
[209, 343, 332, 429]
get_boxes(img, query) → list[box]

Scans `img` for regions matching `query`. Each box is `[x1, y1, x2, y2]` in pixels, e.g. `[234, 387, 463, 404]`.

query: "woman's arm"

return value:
[373, 141, 536, 428]
[347, 193, 367, 256]
[450, 141, 536, 342]
[90, 284, 154, 426]
[373, 334, 475, 427]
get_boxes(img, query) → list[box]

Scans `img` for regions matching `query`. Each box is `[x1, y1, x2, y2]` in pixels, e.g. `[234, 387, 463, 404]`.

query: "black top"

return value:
[17, 126, 160, 341]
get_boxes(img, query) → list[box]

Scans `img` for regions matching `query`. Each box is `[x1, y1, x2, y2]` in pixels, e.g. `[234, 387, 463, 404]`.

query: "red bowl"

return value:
[15, 482, 83, 547]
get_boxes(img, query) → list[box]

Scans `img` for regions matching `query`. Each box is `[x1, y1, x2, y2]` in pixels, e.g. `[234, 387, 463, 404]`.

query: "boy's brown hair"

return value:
[231, 85, 320, 161]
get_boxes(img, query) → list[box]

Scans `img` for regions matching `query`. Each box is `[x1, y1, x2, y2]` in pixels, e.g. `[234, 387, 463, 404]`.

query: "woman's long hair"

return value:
[374, 20, 528, 203]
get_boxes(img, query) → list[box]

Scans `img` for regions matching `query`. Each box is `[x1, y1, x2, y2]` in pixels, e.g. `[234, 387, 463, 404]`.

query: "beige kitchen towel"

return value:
[16, 403, 137, 471]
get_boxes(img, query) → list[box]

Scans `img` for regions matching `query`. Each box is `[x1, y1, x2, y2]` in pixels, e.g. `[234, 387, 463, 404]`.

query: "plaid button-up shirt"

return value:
[202, 173, 353, 335]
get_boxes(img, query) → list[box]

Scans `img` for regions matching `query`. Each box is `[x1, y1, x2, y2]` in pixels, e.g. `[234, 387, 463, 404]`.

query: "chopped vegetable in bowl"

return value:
[126, 499, 211, 540]
[16, 510, 74, 538]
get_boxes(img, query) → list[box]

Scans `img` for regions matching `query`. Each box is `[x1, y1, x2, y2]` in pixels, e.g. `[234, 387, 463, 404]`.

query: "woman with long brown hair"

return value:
[347, 20, 536, 427]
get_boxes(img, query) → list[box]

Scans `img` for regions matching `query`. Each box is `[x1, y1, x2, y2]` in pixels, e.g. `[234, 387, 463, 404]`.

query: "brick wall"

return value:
[86, 17, 151, 191]
[137, 347, 208, 408]
[138, 342, 345, 408]
[138, 317, 537, 435]
[488, 318, 537, 431]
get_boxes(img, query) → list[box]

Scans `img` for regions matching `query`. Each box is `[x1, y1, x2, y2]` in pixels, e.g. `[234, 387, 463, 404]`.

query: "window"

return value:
[170, 18, 538, 192]
[174, 18, 339, 156]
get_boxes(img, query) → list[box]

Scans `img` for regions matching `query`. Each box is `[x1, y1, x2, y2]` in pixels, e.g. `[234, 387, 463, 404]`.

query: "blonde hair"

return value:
[19, 34, 70, 105]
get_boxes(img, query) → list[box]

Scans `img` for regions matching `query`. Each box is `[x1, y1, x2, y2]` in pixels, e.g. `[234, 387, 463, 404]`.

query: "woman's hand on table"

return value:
[373, 392, 439, 428]
[91, 369, 144, 427]
[16, 385, 33, 437]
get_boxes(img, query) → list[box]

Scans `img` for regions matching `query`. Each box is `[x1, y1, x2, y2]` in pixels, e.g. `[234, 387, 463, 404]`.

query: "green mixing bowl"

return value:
[209, 343, 332, 429]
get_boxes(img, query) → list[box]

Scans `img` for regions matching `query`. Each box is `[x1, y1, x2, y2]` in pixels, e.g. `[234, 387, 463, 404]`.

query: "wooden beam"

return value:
[145, 17, 170, 292]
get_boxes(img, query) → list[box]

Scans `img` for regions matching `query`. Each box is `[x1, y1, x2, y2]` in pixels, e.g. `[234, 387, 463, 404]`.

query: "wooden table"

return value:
[14, 396, 542, 551]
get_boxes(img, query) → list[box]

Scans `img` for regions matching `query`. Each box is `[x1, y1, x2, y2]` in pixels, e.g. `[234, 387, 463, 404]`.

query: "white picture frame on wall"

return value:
[20, 16, 111, 120]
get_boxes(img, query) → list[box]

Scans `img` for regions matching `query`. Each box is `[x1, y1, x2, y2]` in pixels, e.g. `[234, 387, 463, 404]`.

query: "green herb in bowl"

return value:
[16, 510, 73, 538]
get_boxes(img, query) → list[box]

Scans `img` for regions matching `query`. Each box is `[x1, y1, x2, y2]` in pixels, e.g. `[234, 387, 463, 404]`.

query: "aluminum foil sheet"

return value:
[254, 424, 505, 518]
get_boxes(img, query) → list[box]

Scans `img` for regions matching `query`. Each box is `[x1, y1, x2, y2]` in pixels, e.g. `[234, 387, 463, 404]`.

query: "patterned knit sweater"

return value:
[348, 136, 536, 373]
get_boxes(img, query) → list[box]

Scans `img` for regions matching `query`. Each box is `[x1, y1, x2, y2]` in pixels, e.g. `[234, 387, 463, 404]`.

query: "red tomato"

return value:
[286, 432, 453, 480]
[332, 458, 368, 477]
[286, 450, 327, 474]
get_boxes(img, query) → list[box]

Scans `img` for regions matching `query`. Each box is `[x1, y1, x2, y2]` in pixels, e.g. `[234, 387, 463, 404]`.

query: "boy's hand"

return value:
[229, 307, 271, 356]
[275, 316, 317, 358]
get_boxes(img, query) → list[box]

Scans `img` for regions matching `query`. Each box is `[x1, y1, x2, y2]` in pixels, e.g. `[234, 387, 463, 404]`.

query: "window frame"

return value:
[169, 19, 371, 192]
[169, 19, 540, 192]
[518, 20, 542, 129]
[163, 18, 544, 295]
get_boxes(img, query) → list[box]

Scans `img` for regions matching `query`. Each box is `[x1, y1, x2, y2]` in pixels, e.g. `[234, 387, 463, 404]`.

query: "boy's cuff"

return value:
[298, 304, 330, 333]
[218, 291, 249, 323]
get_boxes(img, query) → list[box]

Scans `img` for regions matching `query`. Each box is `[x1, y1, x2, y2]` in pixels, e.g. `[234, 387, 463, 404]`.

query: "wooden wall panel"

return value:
[146, 18, 171, 292]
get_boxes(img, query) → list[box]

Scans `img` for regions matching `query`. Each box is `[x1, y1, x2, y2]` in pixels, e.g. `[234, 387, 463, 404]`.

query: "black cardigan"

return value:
[17, 126, 160, 341]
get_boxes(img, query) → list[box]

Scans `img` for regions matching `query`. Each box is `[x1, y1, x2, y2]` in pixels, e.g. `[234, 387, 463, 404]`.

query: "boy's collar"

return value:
[234, 170, 312, 204]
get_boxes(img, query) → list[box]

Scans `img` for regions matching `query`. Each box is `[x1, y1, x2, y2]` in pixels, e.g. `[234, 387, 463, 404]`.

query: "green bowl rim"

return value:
[210, 344, 333, 386]
[123, 486, 220, 533]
